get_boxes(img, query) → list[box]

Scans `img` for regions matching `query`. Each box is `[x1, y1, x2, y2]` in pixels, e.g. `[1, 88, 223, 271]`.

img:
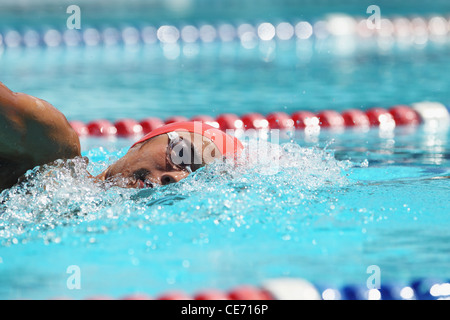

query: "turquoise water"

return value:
[1, 0, 450, 28]
[1, 1, 450, 299]
[0, 127, 449, 299]
[1, 39, 450, 122]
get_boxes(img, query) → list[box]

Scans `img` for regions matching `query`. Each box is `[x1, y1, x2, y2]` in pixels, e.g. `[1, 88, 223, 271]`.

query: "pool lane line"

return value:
[68, 102, 450, 138]
[51, 277, 450, 300]
[1, 15, 449, 49]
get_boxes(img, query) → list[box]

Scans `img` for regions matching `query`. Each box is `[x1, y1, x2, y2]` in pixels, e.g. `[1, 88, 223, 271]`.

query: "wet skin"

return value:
[2, 81, 449, 191]
[95, 132, 221, 189]
[0, 81, 220, 191]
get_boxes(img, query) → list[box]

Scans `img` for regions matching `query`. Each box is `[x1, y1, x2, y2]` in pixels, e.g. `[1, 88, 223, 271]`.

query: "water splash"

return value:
[0, 139, 357, 245]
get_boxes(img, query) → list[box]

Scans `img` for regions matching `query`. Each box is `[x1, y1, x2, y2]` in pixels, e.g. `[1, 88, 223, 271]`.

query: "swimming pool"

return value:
[1, 0, 450, 300]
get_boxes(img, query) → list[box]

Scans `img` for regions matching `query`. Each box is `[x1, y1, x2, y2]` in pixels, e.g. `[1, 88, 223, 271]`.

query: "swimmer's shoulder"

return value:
[0, 157, 31, 191]
[0, 81, 81, 190]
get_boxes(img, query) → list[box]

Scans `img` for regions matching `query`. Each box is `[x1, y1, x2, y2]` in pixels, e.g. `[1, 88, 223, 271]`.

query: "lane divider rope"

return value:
[53, 277, 450, 300]
[68, 102, 450, 138]
[1, 15, 449, 49]
[61, 105, 450, 300]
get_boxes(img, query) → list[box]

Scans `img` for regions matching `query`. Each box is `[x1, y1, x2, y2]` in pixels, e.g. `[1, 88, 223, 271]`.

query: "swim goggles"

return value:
[166, 131, 198, 174]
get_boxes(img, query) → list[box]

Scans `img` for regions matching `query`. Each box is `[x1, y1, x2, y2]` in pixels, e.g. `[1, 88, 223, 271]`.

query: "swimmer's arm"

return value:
[0, 81, 81, 185]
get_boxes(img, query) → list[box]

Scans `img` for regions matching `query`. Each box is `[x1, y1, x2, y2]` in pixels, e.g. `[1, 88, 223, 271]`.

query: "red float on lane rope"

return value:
[389, 105, 421, 126]
[341, 109, 370, 127]
[241, 113, 269, 130]
[266, 112, 294, 129]
[317, 110, 345, 128]
[216, 113, 243, 130]
[139, 117, 165, 134]
[69, 121, 89, 136]
[291, 111, 319, 128]
[87, 120, 117, 136]
[114, 119, 143, 136]
[365, 107, 395, 127]
[157, 291, 193, 300]
[227, 285, 273, 300]
[194, 289, 229, 300]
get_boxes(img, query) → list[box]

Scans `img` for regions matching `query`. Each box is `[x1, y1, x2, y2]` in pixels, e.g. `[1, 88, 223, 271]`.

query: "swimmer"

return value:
[0, 81, 243, 191]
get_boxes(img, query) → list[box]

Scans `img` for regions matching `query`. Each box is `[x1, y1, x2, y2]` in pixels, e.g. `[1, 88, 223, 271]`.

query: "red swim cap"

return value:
[131, 121, 244, 159]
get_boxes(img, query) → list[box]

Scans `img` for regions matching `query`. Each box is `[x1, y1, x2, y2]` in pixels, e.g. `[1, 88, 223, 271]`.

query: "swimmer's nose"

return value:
[161, 174, 177, 185]
[159, 172, 189, 186]
[137, 170, 190, 188]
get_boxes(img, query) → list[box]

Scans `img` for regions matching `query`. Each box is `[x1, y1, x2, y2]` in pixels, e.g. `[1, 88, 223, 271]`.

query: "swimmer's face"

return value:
[97, 132, 221, 188]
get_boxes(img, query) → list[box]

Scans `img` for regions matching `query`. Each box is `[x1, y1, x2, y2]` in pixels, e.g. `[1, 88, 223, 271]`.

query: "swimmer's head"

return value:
[96, 121, 243, 188]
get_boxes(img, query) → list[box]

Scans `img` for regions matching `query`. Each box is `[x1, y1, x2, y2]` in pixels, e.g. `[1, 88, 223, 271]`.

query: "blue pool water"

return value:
[0, 127, 449, 299]
[2, 38, 450, 122]
[1, 1, 450, 299]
